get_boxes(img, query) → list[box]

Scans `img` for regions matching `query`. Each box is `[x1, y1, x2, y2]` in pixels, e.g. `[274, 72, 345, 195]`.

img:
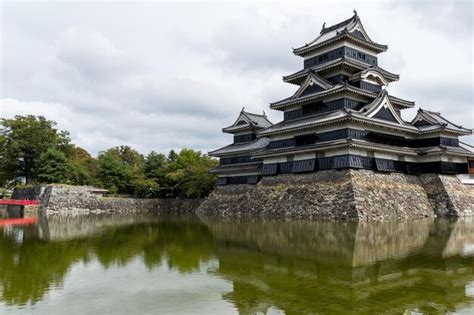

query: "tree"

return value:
[166, 149, 217, 198]
[130, 177, 159, 198]
[67, 146, 99, 186]
[35, 148, 69, 183]
[143, 151, 169, 197]
[0, 115, 71, 184]
[97, 150, 131, 194]
[144, 151, 167, 179]
[97, 146, 145, 194]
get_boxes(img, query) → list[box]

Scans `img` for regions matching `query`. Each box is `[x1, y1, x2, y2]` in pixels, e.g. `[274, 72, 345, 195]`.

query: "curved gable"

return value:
[292, 73, 333, 99]
[361, 91, 405, 124]
[361, 70, 389, 85]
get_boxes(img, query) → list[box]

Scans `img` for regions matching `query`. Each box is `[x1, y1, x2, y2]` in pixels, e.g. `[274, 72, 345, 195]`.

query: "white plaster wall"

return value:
[264, 157, 288, 164]
[294, 153, 316, 161]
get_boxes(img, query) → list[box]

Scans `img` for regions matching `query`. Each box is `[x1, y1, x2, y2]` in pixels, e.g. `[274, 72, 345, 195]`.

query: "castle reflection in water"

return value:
[1, 214, 473, 314]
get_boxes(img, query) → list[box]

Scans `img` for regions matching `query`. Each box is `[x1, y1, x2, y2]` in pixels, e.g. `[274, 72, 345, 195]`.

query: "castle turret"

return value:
[209, 109, 272, 185]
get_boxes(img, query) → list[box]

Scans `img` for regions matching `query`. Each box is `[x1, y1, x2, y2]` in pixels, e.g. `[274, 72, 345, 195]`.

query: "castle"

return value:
[209, 11, 473, 185]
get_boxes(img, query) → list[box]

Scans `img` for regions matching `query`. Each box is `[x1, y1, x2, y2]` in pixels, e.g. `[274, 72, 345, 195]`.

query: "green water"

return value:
[0, 214, 473, 314]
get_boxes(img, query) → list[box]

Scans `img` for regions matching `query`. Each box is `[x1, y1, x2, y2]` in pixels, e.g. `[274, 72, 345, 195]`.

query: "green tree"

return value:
[166, 149, 217, 198]
[97, 146, 146, 194]
[143, 151, 170, 197]
[144, 151, 167, 179]
[97, 150, 130, 194]
[35, 148, 69, 183]
[0, 115, 71, 184]
[67, 146, 99, 186]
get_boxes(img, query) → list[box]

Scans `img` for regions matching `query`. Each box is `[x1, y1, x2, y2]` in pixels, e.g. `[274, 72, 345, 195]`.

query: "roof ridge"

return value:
[320, 10, 358, 35]
[419, 108, 441, 115]
[243, 111, 266, 117]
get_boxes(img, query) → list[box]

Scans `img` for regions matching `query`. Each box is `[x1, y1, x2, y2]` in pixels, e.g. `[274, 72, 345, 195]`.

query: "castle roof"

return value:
[260, 100, 466, 138]
[270, 83, 414, 110]
[283, 58, 398, 85]
[411, 109, 472, 135]
[293, 11, 387, 57]
[210, 162, 262, 174]
[209, 138, 270, 157]
[349, 68, 399, 85]
[222, 110, 273, 134]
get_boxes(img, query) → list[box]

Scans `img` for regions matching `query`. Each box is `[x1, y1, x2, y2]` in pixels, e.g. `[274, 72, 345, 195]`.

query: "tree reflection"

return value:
[0, 234, 90, 306]
[0, 216, 215, 306]
[0, 216, 473, 313]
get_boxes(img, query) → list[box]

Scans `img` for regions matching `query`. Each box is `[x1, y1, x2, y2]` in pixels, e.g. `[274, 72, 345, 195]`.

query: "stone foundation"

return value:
[197, 169, 474, 221]
[419, 174, 474, 217]
[13, 185, 202, 216]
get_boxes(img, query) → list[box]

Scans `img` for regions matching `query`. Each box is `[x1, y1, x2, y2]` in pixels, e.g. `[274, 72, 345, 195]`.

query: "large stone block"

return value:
[198, 170, 473, 221]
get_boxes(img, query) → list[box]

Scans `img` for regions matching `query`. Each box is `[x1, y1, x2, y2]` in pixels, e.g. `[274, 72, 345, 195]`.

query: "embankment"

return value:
[197, 169, 474, 221]
[12, 185, 202, 215]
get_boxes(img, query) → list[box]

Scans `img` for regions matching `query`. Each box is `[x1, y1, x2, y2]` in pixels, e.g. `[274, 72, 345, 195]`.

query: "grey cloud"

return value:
[1, 1, 473, 154]
[389, 0, 473, 39]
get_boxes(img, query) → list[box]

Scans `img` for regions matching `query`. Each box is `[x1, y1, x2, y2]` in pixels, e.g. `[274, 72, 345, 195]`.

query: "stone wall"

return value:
[11, 185, 45, 200]
[419, 174, 474, 217]
[198, 171, 358, 220]
[351, 170, 433, 221]
[197, 169, 474, 221]
[12, 171, 473, 221]
[13, 185, 202, 216]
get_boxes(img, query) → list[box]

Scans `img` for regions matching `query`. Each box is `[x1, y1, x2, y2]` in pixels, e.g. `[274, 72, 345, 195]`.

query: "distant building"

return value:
[210, 11, 473, 185]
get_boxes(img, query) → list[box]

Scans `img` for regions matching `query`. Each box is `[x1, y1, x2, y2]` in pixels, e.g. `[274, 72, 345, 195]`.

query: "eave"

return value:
[222, 125, 260, 134]
[282, 58, 398, 86]
[418, 146, 474, 158]
[257, 110, 455, 138]
[210, 162, 262, 174]
[270, 84, 375, 110]
[209, 138, 270, 157]
[388, 95, 415, 108]
[252, 138, 417, 159]
[411, 109, 472, 135]
[293, 32, 388, 57]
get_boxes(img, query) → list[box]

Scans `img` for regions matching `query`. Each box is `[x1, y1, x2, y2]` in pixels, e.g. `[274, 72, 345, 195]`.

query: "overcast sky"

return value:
[1, 0, 473, 156]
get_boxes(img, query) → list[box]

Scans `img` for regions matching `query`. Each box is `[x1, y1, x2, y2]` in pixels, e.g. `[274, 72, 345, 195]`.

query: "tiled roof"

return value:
[253, 138, 419, 159]
[417, 145, 474, 157]
[349, 67, 399, 84]
[257, 105, 466, 137]
[243, 112, 273, 128]
[270, 84, 374, 109]
[210, 162, 261, 174]
[412, 109, 472, 135]
[359, 90, 407, 124]
[283, 58, 398, 85]
[293, 11, 387, 56]
[209, 138, 270, 156]
[258, 110, 349, 136]
[222, 110, 273, 133]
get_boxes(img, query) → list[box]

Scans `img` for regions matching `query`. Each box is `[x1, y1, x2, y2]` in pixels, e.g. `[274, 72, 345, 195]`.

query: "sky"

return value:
[1, 0, 473, 156]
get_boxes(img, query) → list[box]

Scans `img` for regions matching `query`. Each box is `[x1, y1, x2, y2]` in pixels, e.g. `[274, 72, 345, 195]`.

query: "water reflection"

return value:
[0, 214, 473, 314]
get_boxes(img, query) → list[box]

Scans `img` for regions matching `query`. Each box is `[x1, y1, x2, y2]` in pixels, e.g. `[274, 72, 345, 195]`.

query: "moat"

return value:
[1, 213, 473, 314]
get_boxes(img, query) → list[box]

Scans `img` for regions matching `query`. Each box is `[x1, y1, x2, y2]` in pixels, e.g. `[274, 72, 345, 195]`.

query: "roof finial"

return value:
[241, 106, 245, 113]
[353, 9, 358, 17]
[263, 110, 266, 117]
[321, 22, 326, 32]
